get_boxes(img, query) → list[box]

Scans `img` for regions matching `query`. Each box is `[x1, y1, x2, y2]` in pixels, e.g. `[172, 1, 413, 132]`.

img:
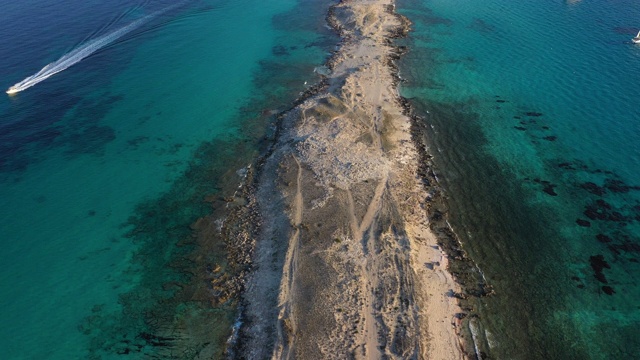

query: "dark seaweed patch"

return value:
[543, 184, 558, 196]
[64, 125, 116, 156]
[0, 93, 82, 173]
[514, 126, 526, 131]
[576, 219, 591, 227]
[138, 332, 175, 347]
[608, 245, 622, 256]
[23, 127, 64, 147]
[558, 162, 575, 170]
[532, 178, 558, 196]
[604, 179, 640, 193]
[525, 112, 543, 117]
[581, 182, 606, 196]
[127, 136, 150, 149]
[609, 241, 640, 254]
[589, 254, 610, 284]
[596, 234, 613, 243]
[583, 199, 627, 222]
[602, 286, 615, 295]
[272, 45, 290, 56]
[542, 136, 557, 142]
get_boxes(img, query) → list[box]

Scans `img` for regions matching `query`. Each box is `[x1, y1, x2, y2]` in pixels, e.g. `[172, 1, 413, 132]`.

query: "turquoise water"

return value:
[398, 0, 640, 358]
[0, 0, 333, 358]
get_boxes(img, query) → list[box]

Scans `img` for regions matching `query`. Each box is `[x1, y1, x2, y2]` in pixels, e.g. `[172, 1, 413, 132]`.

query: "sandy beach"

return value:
[237, 0, 466, 358]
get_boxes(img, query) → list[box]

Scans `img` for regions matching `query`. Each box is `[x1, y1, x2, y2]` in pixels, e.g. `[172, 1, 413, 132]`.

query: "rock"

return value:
[558, 162, 575, 170]
[589, 254, 610, 284]
[542, 184, 558, 196]
[584, 199, 629, 222]
[605, 179, 632, 193]
[581, 182, 606, 196]
[576, 219, 591, 227]
[602, 286, 615, 295]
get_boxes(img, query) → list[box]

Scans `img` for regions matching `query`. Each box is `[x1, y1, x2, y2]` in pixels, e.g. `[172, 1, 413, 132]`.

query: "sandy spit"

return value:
[236, 0, 468, 358]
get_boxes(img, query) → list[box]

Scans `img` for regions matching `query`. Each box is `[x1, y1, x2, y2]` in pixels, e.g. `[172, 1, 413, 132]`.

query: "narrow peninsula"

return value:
[238, 0, 465, 358]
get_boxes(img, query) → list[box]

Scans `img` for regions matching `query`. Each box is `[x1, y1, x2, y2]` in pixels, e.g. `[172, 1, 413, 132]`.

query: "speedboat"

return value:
[633, 30, 640, 44]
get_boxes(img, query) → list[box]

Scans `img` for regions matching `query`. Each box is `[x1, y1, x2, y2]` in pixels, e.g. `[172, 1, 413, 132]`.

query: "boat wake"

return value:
[6, 4, 179, 95]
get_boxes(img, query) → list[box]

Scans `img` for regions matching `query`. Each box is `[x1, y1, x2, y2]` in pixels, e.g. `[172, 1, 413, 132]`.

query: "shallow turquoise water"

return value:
[398, 0, 640, 358]
[0, 0, 334, 358]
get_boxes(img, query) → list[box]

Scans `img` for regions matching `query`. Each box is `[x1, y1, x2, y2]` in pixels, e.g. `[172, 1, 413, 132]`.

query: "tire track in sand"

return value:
[274, 155, 304, 360]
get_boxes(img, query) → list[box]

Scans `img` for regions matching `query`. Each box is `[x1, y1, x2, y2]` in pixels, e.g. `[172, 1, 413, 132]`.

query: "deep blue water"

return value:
[0, 0, 334, 358]
[398, 0, 640, 358]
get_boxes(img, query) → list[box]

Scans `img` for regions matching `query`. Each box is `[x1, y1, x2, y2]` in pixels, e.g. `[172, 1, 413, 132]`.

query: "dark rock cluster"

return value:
[550, 161, 640, 296]
[589, 254, 610, 284]
[528, 178, 558, 196]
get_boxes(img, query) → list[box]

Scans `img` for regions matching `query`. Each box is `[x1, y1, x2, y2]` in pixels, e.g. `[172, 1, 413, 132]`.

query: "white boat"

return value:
[633, 30, 640, 44]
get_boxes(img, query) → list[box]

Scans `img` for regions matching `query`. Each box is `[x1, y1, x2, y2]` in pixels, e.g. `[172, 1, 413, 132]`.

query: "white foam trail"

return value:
[6, 4, 178, 95]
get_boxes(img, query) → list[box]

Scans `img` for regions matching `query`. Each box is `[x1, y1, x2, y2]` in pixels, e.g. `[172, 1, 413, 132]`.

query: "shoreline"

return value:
[232, 0, 470, 358]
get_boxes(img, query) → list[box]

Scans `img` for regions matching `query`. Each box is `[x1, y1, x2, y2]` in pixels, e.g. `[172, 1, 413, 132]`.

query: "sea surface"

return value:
[397, 0, 640, 358]
[0, 0, 334, 358]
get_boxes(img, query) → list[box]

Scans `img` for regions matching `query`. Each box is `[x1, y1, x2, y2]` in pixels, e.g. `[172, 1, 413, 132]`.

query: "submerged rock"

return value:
[584, 199, 629, 223]
[609, 241, 640, 254]
[576, 219, 591, 227]
[581, 182, 606, 196]
[589, 254, 611, 284]
[558, 162, 575, 170]
[596, 234, 613, 243]
[604, 178, 640, 193]
[602, 286, 615, 295]
[543, 184, 558, 196]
